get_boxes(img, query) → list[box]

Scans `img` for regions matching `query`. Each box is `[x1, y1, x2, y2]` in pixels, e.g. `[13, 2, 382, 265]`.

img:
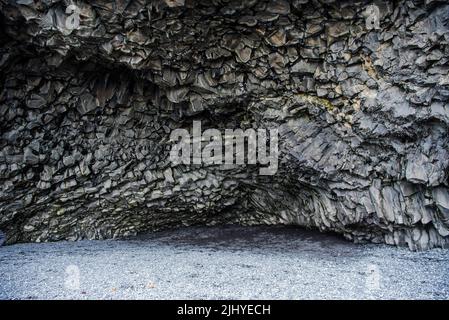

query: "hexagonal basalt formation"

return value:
[1, 0, 449, 249]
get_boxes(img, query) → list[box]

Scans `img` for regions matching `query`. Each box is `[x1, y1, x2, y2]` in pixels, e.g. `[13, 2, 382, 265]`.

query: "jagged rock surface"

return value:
[0, 0, 449, 249]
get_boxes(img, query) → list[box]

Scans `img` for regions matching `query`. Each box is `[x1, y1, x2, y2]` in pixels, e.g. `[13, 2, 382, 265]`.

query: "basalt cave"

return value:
[1, 0, 449, 250]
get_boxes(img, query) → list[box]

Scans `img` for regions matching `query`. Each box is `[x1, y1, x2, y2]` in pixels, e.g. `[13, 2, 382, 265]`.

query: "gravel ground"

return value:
[0, 225, 448, 300]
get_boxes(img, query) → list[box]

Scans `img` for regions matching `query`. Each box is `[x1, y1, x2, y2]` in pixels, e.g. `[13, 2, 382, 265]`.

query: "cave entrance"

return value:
[132, 224, 350, 251]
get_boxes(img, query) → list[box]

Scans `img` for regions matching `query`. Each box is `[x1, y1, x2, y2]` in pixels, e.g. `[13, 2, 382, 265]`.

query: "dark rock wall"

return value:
[0, 0, 448, 249]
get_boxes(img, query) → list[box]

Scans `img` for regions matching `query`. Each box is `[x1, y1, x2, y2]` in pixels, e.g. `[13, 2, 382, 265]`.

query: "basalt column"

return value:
[1, 0, 449, 249]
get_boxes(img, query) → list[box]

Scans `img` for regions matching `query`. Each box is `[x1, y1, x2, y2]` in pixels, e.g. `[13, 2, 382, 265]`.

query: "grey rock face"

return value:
[0, 0, 448, 250]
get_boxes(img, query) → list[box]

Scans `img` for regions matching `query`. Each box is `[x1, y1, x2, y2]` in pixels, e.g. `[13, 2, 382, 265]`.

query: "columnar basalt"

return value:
[1, 0, 448, 249]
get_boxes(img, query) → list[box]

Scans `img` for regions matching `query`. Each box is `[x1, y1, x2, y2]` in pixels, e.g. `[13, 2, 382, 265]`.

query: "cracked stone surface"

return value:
[0, 0, 449, 249]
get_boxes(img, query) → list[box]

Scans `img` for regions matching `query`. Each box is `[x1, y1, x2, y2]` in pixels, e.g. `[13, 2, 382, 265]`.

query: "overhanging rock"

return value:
[0, 0, 448, 250]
